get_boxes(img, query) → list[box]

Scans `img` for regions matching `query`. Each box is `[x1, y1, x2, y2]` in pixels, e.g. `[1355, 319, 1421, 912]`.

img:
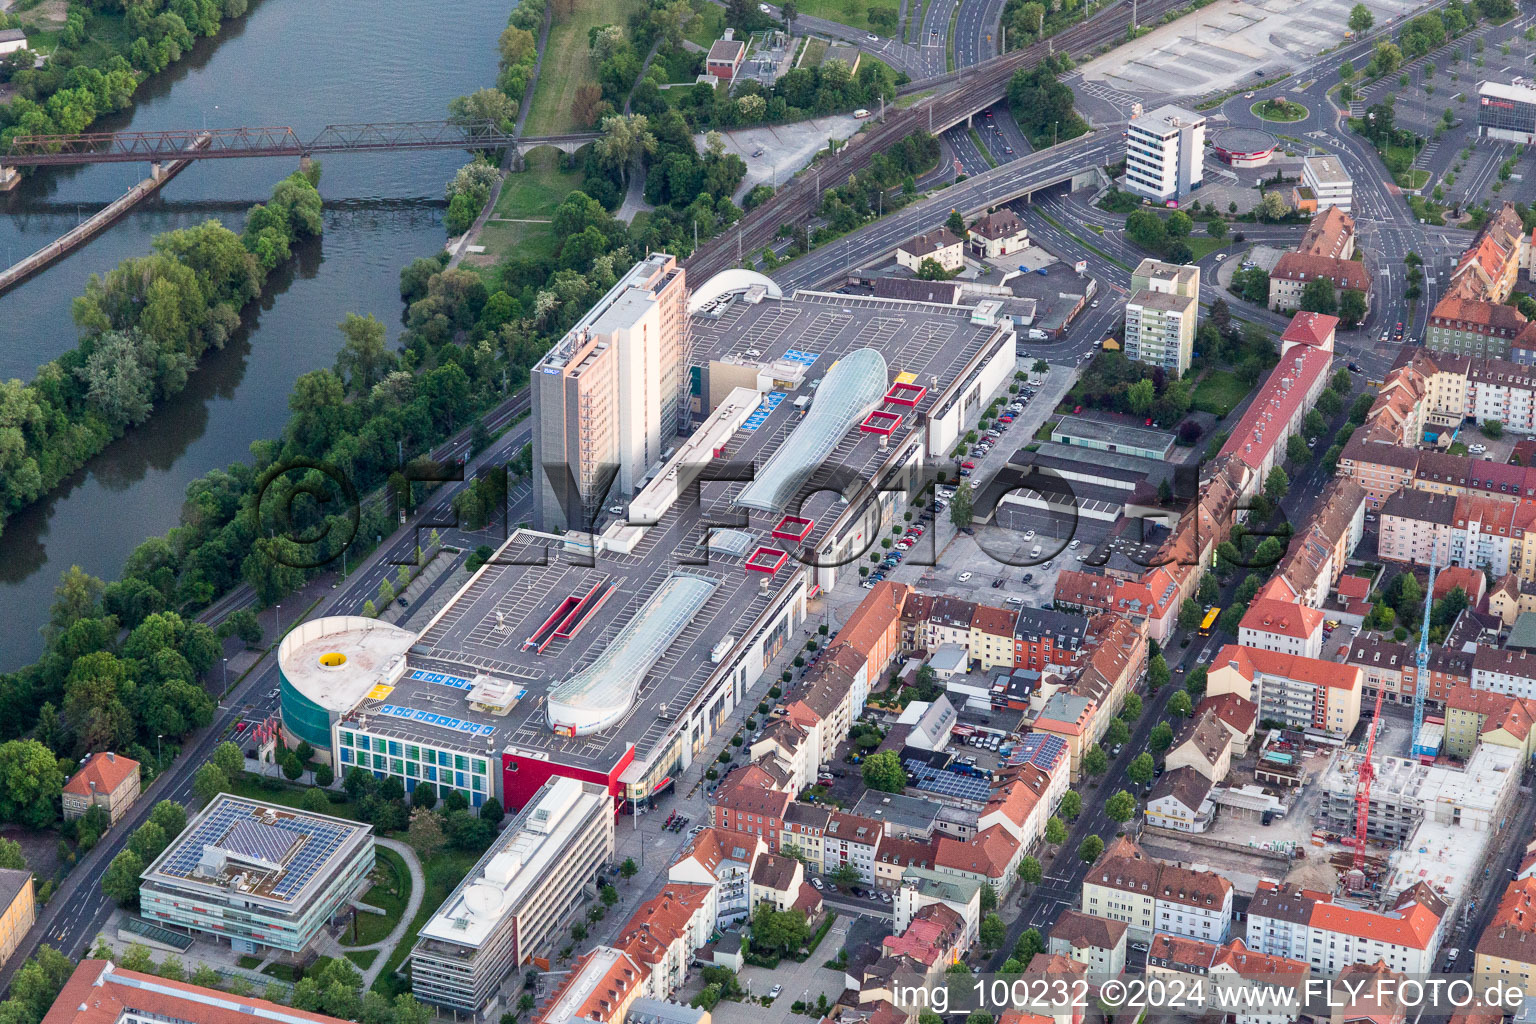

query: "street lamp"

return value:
[156, 734, 162, 761]
[275, 604, 282, 637]
[222, 658, 228, 689]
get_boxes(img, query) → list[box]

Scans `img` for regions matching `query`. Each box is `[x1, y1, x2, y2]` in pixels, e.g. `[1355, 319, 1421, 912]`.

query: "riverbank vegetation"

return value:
[0, 0, 253, 152]
[0, 170, 322, 540]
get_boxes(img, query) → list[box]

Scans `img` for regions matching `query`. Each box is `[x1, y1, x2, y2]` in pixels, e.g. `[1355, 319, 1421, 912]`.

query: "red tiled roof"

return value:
[63, 752, 139, 798]
[1238, 599, 1325, 641]
[1195, 692, 1258, 736]
[933, 825, 1019, 878]
[1218, 347, 1331, 471]
[1214, 642, 1358, 690]
[1281, 311, 1340, 349]
[1270, 252, 1370, 291]
[1337, 575, 1371, 600]
[43, 961, 350, 1024]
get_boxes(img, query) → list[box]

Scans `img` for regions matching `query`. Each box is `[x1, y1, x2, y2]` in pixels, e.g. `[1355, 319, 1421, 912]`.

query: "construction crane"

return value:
[1352, 661, 1388, 873]
[1412, 535, 1441, 759]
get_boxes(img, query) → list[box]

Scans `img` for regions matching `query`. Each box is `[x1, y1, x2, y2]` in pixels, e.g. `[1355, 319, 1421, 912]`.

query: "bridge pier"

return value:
[149, 161, 169, 183]
[299, 155, 315, 176]
[0, 164, 17, 192]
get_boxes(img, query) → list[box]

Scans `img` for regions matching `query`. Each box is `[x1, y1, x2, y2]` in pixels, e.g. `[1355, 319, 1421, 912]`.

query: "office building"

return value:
[1479, 79, 1536, 144]
[138, 796, 375, 955]
[41, 960, 355, 1024]
[531, 252, 687, 530]
[1301, 155, 1353, 212]
[411, 778, 614, 1014]
[1124, 104, 1206, 202]
[1124, 259, 1200, 374]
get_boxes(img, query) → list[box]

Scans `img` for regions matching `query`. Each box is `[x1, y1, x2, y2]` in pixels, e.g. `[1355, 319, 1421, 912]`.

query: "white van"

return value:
[1030, 545, 1043, 558]
[854, 109, 871, 119]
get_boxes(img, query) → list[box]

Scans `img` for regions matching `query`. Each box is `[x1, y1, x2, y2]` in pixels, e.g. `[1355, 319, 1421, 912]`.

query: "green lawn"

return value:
[685, 4, 726, 48]
[372, 850, 482, 1000]
[1192, 370, 1248, 417]
[224, 775, 364, 822]
[495, 148, 585, 220]
[345, 950, 380, 970]
[800, 36, 829, 67]
[477, 220, 559, 264]
[524, 0, 648, 135]
[1250, 99, 1308, 122]
[794, 0, 880, 33]
[344, 847, 411, 947]
[1183, 236, 1225, 261]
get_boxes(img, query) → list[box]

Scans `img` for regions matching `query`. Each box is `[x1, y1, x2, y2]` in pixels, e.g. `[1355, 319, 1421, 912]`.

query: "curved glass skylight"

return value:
[545, 573, 717, 736]
[735, 348, 890, 513]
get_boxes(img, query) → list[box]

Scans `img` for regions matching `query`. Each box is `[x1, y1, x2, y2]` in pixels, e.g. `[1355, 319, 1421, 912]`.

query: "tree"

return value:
[300, 787, 331, 813]
[1264, 466, 1290, 503]
[0, 841, 25, 873]
[1185, 665, 1208, 699]
[1013, 927, 1045, 964]
[408, 808, 446, 861]
[192, 763, 229, 806]
[595, 113, 659, 188]
[1349, 2, 1374, 34]
[1178, 598, 1202, 631]
[1287, 435, 1311, 466]
[1059, 790, 1082, 821]
[1122, 694, 1142, 723]
[1369, 40, 1403, 76]
[1148, 653, 1170, 691]
[1105, 789, 1136, 823]
[0, 741, 64, 830]
[281, 751, 304, 782]
[1127, 752, 1155, 785]
[1485, 419, 1505, 439]
[448, 87, 518, 132]
[211, 741, 244, 781]
[1150, 721, 1174, 753]
[947, 209, 967, 238]
[830, 863, 862, 889]
[620, 857, 638, 880]
[1299, 277, 1338, 315]
[1106, 718, 1131, 748]
[334, 313, 391, 394]
[751, 901, 812, 954]
[315, 764, 334, 788]
[861, 750, 906, 792]
[1258, 191, 1287, 221]
[1078, 834, 1104, 863]
[102, 849, 144, 906]
[980, 912, 1007, 949]
[149, 800, 187, 839]
[1045, 816, 1068, 845]
[1168, 691, 1193, 718]
[1127, 379, 1156, 416]
[949, 481, 975, 530]
[1339, 289, 1368, 329]
[1082, 744, 1109, 776]
[1017, 856, 1043, 888]
[917, 257, 950, 280]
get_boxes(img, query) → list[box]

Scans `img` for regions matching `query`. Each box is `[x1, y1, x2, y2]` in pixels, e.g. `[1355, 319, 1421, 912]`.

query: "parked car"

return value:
[958, 571, 973, 582]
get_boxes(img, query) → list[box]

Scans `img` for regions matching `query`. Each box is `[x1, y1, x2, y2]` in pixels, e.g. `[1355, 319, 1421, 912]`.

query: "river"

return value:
[0, 0, 509, 670]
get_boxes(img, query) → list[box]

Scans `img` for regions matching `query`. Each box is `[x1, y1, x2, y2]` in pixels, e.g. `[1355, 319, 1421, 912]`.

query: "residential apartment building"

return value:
[710, 767, 791, 852]
[668, 828, 767, 928]
[1297, 207, 1356, 260]
[933, 826, 1022, 899]
[1449, 201, 1526, 303]
[1052, 568, 1180, 643]
[535, 947, 648, 1024]
[968, 209, 1029, 258]
[897, 868, 982, 946]
[1080, 837, 1233, 944]
[1206, 644, 1363, 737]
[969, 604, 1020, 671]
[1443, 682, 1536, 759]
[1245, 881, 1446, 976]
[1268, 254, 1370, 315]
[1475, 875, 1536, 996]
[61, 751, 140, 825]
[1125, 259, 1200, 375]
[1124, 104, 1206, 201]
[896, 227, 965, 274]
[531, 253, 686, 529]
[411, 778, 614, 1014]
[979, 760, 1069, 853]
[1165, 711, 1234, 783]
[0, 871, 33, 968]
[41, 961, 359, 1024]
[1146, 935, 1310, 1024]
[612, 885, 715, 998]
[1426, 295, 1529, 359]
[1012, 606, 1087, 673]
[1301, 155, 1354, 213]
[1472, 645, 1536, 700]
[1145, 765, 1215, 833]
[822, 811, 884, 884]
[1216, 335, 1332, 490]
[1268, 478, 1367, 608]
[1049, 910, 1128, 977]
[1238, 599, 1325, 659]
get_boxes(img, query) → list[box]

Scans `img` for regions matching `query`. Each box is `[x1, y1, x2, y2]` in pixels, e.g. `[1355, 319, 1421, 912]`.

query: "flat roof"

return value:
[329, 290, 1005, 775]
[1130, 103, 1204, 135]
[416, 777, 607, 950]
[1128, 288, 1197, 314]
[1051, 417, 1177, 452]
[1480, 79, 1536, 103]
[1304, 154, 1351, 185]
[141, 796, 372, 909]
[1210, 126, 1278, 154]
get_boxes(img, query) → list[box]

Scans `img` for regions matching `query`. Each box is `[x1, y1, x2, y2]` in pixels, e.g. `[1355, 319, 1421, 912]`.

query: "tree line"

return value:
[0, 170, 321, 541]
[0, 0, 251, 154]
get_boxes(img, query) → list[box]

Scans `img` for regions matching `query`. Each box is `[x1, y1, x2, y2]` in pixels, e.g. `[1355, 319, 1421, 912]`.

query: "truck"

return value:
[1027, 329, 1048, 340]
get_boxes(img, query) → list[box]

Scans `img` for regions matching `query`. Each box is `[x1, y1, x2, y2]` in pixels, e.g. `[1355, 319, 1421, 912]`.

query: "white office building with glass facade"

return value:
[1124, 104, 1206, 203]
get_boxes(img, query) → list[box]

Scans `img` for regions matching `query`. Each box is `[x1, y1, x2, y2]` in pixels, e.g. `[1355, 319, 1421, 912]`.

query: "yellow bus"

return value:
[1199, 607, 1221, 636]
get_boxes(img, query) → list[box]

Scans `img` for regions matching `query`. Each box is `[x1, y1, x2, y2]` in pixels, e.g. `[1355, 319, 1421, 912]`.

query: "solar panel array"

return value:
[410, 668, 473, 690]
[378, 703, 496, 737]
[1012, 733, 1068, 772]
[156, 798, 362, 904]
[221, 820, 300, 865]
[904, 759, 992, 802]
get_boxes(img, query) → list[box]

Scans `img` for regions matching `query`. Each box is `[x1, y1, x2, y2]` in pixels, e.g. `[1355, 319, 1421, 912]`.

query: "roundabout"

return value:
[1249, 97, 1309, 123]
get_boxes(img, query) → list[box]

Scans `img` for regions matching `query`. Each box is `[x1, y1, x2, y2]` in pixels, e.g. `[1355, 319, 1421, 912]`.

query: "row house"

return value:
[710, 767, 791, 852]
[979, 759, 1070, 852]
[1216, 332, 1333, 489]
[1245, 881, 1446, 976]
[1080, 836, 1233, 944]
[1489, 573, 1536, 626]
[1448, 201, 1526, 304]
[1474, 875, 1536, 998]
[1052, 567, 1180, 643]
[1379, 488, 1536, 579]
[612, 885, 715, 997]
[1269, 479, 1367, 608]
[1208, 644, 1363, 737]
[1165, 711, 1234, 783]
[933, 826, 1023, 899]
[823, 811, 884, 884]
[1049, 910, 1129, 977]
[1238, 598, 1325, 659]
[1442, 682, 1536, 760]
[873, 836, 935, 892]
[969, 604, 1020, 671]
[1340, 438, 1424, 508]
[667, 828, 767, 929]
[781, 802, 829, 864]
[1012, 606, 1088, 673]
[1472, 645, 1536, 701]
[1146, 935, 1310, 1024]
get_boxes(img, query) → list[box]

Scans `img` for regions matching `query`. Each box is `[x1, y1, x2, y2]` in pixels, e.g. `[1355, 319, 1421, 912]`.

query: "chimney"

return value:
[106, 752, 114, 763]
